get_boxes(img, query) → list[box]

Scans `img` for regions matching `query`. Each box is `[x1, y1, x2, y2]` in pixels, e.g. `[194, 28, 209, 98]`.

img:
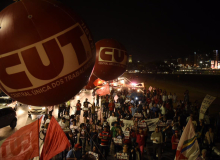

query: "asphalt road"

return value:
[0, 105, 36, 146]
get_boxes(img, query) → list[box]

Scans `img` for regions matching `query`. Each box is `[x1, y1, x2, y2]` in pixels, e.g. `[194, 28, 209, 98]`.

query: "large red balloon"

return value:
[85, 74, 97, 90]
[0, 0, 95, 106]
[93, 39, 128, 81]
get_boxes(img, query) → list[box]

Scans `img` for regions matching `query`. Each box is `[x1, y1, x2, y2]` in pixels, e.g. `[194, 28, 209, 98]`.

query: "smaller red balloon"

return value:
[93, 39, 128, 81]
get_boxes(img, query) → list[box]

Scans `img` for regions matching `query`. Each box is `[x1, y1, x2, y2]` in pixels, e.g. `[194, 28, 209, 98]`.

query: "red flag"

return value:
[93, 78, 105, 86]
[96, 83, 110, 96]
[0, 120, 40, 160]
[40, 116, 70, 160]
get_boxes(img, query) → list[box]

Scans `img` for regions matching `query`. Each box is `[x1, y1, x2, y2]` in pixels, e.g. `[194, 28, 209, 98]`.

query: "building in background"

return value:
[128, 55, 132, 63]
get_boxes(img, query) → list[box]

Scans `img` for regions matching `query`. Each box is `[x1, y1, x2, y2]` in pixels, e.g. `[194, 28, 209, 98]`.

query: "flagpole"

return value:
[38, 118, 40, 160]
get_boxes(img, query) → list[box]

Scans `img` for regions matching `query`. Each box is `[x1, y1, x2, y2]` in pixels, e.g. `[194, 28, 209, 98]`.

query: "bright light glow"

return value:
[118, 88, 121, 91]
[121, 80, 125, 84]
[42, 107, 46, 110]
[131, 83, 136, 86]
[200, 61, 203, 63]
[101, 87, 103, 90]
[76, 96, 80, 99]
[17, 109, 24, 115]
[136, 97, 138, 100]
[28, 107, 31, 110]
[137, 89, 140, 92]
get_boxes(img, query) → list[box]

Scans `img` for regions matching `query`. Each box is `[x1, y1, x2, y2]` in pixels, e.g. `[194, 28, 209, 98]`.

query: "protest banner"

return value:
[199, 94, 216, 120]
[116, 153, 129, 160]
[133, 113, 143, 118]
[138, 121, 147, 128]
[114, 138, 122, 145]
[124, 131, 130, 139]
[142, 118, 159, 131]
[120, 119, 134, 131]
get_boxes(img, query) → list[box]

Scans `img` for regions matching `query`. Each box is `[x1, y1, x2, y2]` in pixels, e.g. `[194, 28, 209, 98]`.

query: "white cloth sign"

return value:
[199, 94, 216, 120]
[120, 119, 134, 131]
[107, 116, 118, 129]
[142, 118, 159, 131]
[138, 121, 147, 128]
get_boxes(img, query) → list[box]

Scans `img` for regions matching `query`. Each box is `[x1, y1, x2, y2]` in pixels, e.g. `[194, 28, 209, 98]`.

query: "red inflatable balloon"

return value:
[85, 74, 97, 90]
[0, 0, 95, 106]
[93, 39, 128, 81]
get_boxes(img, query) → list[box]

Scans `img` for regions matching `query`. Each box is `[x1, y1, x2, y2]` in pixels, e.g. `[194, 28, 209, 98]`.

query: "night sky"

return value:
[1, 0, 219, 62]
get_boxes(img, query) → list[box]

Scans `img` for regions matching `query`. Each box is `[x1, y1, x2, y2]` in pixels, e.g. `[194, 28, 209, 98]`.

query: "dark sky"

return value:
[1, 0, 219, 62]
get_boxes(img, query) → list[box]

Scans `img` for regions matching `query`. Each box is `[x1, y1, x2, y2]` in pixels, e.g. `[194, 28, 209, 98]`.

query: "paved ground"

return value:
[0, 105, 35, 146]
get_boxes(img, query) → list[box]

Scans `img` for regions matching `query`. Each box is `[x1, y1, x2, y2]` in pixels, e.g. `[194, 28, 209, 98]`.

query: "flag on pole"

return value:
[40, 116, 71, 160]
[175, 118, 200, 160]
[0, 120, 40, 160]
[96, 83, 110, 96]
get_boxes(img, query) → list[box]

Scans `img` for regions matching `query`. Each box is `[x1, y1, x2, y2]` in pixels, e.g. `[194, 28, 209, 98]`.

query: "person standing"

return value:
[79, 124, 87, 155]
[151, 127, 163, 160]
[168, 92, 173, 104]
[89, 125, 98, 151]
[108, 99, 115, 117]
[171, 130, 179, 157]
[83, 99, 90, 123]
[204, 127, 214, 155]
[90, 103, 96, 123]
[136, 128, 146, 159]
[99, 126, 111, 159]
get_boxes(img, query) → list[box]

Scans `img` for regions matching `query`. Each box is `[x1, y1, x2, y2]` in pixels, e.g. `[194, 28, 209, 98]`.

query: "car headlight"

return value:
[29, 107, 32, 110]
[42, 107, 46, 110]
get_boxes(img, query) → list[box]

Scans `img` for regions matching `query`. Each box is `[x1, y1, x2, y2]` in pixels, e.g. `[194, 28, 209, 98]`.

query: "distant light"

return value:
[137, 89, 140, 92]
[137, 61, 140, 63]
[200, 61, 203, 63]
[121, 80, 125, 84]
[118, 88, 121, 91]
[131, 83, 136, 86]
[76, 95, 80, 99]
[136, 97, 138, 100]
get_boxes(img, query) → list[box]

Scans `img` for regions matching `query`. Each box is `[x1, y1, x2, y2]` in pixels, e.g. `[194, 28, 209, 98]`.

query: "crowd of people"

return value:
[41, 87, 220, 160]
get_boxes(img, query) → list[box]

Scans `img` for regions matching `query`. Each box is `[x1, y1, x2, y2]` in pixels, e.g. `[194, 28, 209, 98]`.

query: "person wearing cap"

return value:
[66, 143, 82, 160]
[171, 130, 180, 157]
